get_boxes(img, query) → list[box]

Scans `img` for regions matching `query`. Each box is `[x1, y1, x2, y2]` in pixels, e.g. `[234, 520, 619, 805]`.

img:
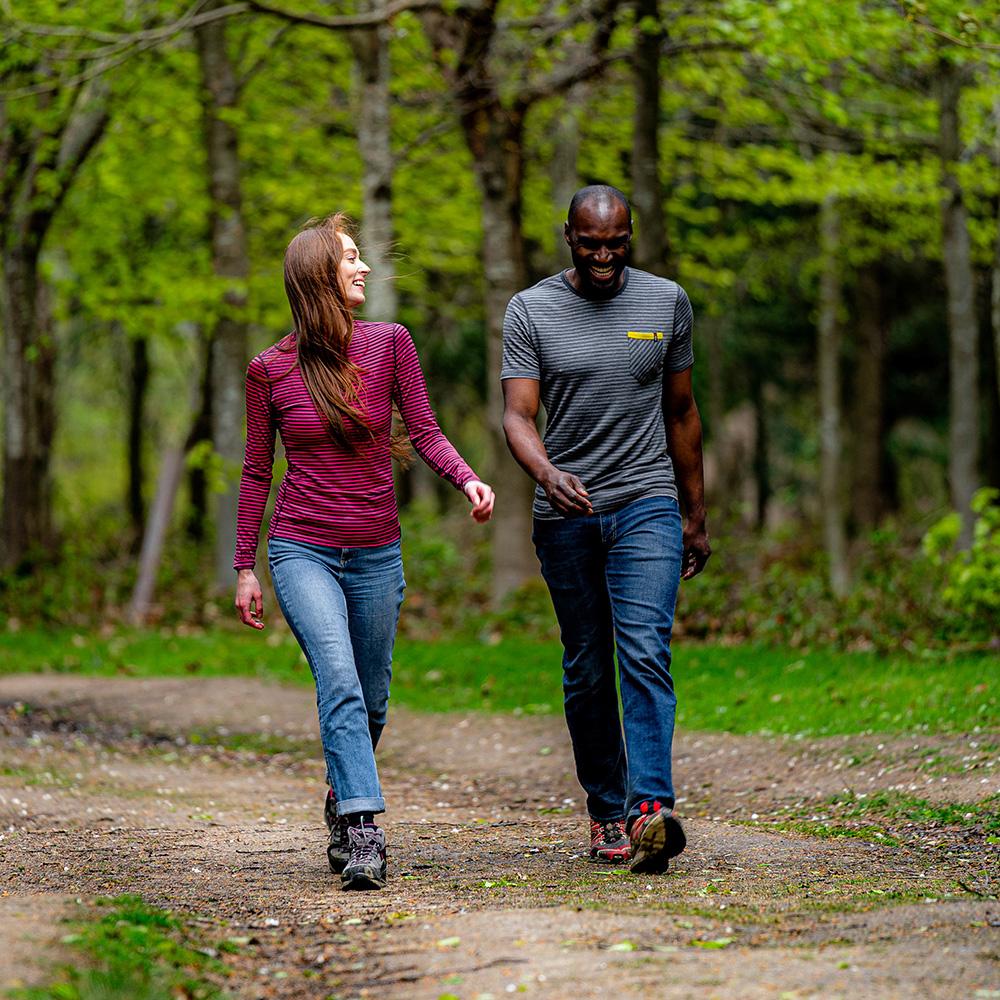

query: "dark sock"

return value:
[346, 812, 375, 828]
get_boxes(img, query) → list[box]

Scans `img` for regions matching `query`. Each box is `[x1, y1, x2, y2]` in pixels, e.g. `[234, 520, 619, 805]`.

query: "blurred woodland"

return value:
[1, 0, 998, 648]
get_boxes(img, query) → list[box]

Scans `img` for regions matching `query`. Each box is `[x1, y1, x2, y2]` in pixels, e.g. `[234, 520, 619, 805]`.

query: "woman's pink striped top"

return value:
[233, 322, 477, 570]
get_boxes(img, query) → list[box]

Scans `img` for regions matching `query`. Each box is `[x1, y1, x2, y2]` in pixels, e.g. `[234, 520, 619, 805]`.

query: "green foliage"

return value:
[677, 524, 995, 650]
[11, 894, 230, 1000]
[5, 0, 1000, 660]
[923, 489, 1000, 625]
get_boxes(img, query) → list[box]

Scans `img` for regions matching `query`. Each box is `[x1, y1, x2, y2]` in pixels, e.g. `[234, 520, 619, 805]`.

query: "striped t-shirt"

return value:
[501, 267, 694, 520]
[233, 322, 477, 569]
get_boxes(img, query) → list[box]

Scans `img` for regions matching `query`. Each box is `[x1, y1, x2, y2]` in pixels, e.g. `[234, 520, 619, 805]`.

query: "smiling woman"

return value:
[231, 212, 495, 893]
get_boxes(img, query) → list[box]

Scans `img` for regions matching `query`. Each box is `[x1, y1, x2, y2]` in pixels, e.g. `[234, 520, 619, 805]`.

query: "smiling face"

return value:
[564, 197, 632, 298]
[337, 232, 371, 310]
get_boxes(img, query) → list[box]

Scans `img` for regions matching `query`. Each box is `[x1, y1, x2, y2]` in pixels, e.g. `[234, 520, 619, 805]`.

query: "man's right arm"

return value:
[502, 378, 592, 516]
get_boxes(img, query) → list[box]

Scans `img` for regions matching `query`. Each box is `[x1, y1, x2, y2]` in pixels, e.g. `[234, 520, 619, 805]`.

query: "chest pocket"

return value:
[626, 330, 665, 386]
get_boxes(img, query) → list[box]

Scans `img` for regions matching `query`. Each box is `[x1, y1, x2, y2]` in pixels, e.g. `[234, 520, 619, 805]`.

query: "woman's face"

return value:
[337, 232, 370, 310]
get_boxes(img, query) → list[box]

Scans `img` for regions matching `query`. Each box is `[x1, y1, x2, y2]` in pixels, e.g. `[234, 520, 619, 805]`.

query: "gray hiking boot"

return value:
[324, 789, 350, 874]
[341, 821, 387, 890]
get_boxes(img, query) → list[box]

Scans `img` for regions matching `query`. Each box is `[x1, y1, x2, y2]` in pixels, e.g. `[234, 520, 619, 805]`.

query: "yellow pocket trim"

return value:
[627, 331, 664, 340]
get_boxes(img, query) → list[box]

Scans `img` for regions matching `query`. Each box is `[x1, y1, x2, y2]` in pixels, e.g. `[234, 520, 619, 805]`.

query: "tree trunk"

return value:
[195, 4, 250, 589]
[467, 111, 537, 604]
[992, 97, 1000, 409]
[936, 59, 980, 546]
[817, 194, 849, 597]
[751, 377, 770, 531]
[630, 0, 670, 274]
[186, 332, 214, 541]
[851, 266, 888, 531]
[127, 333, 150, 548]
[0, 73, 107, 570]
[417, 2, 619, 603]
[0, 243, 55, 569]
[127, 445, 187, 625]
[349, 6, 398, 324]
[550, 83, 584, 266]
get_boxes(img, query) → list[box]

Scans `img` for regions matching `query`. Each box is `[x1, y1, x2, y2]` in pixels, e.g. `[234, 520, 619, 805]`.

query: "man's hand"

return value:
[463, 479, 496, 523]
[539, 466, 593, 516]
[503, 379, 593, 515]
[681, 519, 711, 580]
[235, 569, 265, 629]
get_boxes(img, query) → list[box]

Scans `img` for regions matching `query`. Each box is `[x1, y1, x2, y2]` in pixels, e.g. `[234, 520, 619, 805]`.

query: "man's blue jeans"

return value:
[533, 496, 683, 826]
[268, 536, 404, 817]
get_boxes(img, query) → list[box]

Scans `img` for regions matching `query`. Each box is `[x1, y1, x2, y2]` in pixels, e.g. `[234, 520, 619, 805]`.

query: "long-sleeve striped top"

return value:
[233, 322, 477, 570]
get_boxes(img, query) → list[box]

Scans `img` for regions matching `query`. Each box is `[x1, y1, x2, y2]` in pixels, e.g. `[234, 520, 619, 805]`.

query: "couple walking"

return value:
[233, 185, 710, 891]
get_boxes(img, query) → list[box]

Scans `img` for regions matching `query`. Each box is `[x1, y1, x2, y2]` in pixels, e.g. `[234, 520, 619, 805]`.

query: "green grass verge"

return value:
[10, 895, 231, 1000]
[0, 628, 997, 736]
[744, 790, 1000, 846]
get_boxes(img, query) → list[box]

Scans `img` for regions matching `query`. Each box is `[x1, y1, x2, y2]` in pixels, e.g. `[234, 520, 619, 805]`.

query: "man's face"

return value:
[564, 200, 632, 296]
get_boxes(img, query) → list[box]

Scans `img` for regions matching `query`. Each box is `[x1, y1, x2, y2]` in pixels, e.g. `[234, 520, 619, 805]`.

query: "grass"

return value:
[829, 789, 1000, 832]
[744, 790, 1000, 846]
[0, 626, 997, 736]
[10, 894, 232, 1000]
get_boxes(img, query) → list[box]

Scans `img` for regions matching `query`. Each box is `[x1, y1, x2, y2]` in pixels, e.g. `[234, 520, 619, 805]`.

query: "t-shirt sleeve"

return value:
[666, 285, 695, 372]
[501, 294, 539, 380]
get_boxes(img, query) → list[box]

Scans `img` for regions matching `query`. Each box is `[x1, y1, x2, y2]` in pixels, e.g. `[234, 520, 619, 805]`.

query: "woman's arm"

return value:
[392, 325, 493, 520]
[234, 356, 275, 628]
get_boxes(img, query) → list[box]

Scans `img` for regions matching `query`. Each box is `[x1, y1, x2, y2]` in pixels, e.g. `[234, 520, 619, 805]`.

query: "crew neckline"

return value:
[559, 267, 631, 302]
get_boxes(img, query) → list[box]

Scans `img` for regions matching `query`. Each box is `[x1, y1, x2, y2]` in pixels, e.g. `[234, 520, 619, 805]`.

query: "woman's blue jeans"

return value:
[533, 496, 683, 826]
[268, 536, 404, 817]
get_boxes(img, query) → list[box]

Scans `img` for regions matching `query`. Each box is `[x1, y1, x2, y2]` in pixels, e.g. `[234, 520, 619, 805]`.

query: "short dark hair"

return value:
[567, 185, 632, 228]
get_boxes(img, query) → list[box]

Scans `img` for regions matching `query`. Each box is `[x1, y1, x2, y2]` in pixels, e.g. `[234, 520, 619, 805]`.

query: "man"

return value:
[501, 185, 710, 874]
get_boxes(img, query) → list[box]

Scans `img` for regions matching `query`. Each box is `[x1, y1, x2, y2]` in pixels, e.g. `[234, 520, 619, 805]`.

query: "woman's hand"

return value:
[235, 569, 265, 629]
[463, 480, 495, 523]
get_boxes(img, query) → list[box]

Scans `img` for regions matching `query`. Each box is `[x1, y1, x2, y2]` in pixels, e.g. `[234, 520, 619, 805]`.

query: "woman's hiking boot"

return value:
[341, 820, 387, 890]
[324, 789, 350, 874]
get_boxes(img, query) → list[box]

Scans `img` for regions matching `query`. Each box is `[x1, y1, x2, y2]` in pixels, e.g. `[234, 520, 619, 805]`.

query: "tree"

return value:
[630, 0, 668, 273]
[935, 55, 980, 546]
[817, 192, 848, 595]
[417, 0, 622, 602]
[195, 0, 251, 589]
[0, 10, 112, 569]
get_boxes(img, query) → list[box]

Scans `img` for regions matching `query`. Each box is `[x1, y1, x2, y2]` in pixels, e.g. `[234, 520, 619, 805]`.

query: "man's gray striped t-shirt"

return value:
[501, 267, 694, 520]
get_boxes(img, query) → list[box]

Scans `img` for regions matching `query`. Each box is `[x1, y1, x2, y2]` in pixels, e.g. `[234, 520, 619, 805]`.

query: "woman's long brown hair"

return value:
[280, 214, 409, 461]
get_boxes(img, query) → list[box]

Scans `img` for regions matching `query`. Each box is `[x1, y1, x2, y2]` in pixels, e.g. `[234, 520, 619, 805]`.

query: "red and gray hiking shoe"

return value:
[589, 818, 631, 863]
[341, 820, 387, 890]
[324, 789, 350, 874]
[628, 800, 686, 875]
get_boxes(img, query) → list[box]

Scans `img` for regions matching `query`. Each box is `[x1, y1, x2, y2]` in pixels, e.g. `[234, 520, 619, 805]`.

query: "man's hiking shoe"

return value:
[324, 789, 350, 874]
[341, 821, 387, 890]
[589, 818, 630, 863]
[629, 800, 686, 875]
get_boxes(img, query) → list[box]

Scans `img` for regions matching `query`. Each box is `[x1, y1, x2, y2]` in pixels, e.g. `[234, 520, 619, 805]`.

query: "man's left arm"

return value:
[663, 366, 711, 580]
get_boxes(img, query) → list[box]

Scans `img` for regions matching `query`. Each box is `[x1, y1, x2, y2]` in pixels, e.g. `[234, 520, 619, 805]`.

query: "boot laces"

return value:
[350, 821, 382, 865]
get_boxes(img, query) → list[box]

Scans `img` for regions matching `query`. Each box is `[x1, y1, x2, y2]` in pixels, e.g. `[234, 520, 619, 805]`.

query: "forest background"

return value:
[2, 0, 999, 658]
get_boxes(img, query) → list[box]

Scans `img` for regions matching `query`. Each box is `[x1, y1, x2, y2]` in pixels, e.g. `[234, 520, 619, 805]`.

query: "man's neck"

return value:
[563, 267, 627, 300]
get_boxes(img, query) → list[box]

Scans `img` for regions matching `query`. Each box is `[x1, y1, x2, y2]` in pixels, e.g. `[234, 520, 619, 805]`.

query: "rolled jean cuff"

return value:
[336, 796, 385, 817]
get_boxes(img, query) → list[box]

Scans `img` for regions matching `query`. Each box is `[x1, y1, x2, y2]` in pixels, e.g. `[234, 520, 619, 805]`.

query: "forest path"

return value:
[0, 675, 997, 999]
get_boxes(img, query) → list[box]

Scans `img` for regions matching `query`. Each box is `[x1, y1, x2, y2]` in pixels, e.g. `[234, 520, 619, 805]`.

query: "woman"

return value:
[233, 214, 494, 891]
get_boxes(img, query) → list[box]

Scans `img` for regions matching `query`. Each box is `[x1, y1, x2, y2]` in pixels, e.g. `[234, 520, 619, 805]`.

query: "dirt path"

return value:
[0, 675, 997, 998]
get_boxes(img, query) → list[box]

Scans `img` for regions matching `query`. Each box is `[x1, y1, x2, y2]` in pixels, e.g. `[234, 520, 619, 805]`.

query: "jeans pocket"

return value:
[626, 333, 664, 385]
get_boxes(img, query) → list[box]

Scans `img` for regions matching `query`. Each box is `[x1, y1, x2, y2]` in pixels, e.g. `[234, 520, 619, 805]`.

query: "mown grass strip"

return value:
[745, 790, 1000, 847]
[0, 628, 996, 736]
[10, 895, 232, 1000]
